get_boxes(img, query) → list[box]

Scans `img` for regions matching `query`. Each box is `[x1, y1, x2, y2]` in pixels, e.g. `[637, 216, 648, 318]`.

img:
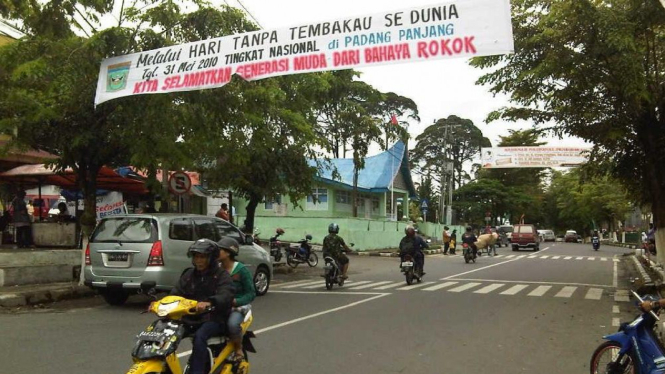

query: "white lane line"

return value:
[440, 257, 524, 280]
[555, 286, 577, 298]
[272, 279, 317, 288]
[601, 258, 608, 262]
[576, 257, 584, 260]
[474, 283, 505, 294]
[505, 255, 516, 258]
[279, 280, 322, 289]
[517, 255, 527, 259]
[585, 288, 603, 300]
[448, 282, 482, 293]
[422, 281, 459, 291]
[615, 290, 630, 302]
[613, 305, 620, 313]
[301, 280, 370, 290]
[373, 282, 406, 290]
[612, 318, 621, 327]
[527, 255, 538, 259]
[542, 247, 550, 251]
[564, 256, 572, 260]
[540, 255, 550, 259]
[177, 292, 390, 358]
[451, 278, 612, 288]
[349, 281, 393, 290]
[528, 285, 552, 297]
[613, 259, 620, 263]
[397, 281, 436, 290]
[552, 256, 561, 259]
[587, 257, 596, 261]
[500, 284, 529, 295]
[613, 259, 618, 288]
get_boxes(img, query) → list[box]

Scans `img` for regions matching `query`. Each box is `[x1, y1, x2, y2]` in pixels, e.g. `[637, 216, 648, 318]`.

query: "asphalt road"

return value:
[1, 242, 641, 374]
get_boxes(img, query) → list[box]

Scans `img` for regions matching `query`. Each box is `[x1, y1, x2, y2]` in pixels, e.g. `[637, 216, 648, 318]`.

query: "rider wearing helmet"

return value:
[323, 223, 352, 279]
[217, 237, 255, 362]
[399, 226, 429, 274]
[462, 226, 478, 258]
[171, 239, 235, 374]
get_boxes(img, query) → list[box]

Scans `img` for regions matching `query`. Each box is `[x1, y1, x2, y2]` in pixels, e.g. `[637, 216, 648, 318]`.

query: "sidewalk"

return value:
[0, 281, 94, 308]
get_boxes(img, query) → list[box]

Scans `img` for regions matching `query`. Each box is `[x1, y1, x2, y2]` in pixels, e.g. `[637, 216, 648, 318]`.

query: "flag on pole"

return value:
[390, 114, 398, 126]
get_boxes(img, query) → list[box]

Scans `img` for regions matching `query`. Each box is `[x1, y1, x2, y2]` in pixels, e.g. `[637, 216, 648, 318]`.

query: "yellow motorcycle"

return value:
[126, 295, 256, 374]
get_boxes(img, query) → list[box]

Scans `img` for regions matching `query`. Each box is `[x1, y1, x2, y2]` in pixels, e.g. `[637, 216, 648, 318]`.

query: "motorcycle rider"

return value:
[217, 237, 255, 362]
[591, 230, 600, 249]
[323, 223, 352, 279]
[399, 226, 428, 275]
[462, 226, 478, 259]
[171, 239, 235, 374]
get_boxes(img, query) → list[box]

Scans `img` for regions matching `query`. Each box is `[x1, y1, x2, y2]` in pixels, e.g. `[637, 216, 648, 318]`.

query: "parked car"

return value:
[496, 225, 514, 247]
[537, 229, 556, 242]
[511, 224, 540, 251]
[84, 214, 273, 305]
[564, 230, 578, 243]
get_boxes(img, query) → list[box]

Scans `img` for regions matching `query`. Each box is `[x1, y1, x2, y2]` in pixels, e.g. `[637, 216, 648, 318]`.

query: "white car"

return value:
[538, 229, 556, 242]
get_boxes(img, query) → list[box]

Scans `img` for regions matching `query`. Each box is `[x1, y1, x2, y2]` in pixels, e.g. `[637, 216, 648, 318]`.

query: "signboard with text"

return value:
[480, 147, 590, 169]
[95, 0, 514, 105]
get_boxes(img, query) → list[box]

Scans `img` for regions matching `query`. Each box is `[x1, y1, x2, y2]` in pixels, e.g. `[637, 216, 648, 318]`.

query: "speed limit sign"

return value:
[169, 171, 192, 195]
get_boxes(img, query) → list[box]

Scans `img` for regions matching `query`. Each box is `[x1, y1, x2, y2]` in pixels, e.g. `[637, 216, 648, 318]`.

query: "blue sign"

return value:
[420, 199, 429, 211]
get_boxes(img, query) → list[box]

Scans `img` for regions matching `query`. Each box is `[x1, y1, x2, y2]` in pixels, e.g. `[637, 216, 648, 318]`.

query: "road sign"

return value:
[169, 171, 192, 195]
[420, 199, 429, 211]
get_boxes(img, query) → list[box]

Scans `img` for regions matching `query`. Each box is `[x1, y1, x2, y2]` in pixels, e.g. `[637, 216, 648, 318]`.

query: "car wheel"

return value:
[101, 289, 129, 306]
[254, 266, 271, 296]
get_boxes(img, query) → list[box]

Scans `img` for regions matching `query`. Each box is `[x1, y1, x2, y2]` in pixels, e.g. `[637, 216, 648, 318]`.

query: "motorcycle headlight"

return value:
[157, 301, 180, 317]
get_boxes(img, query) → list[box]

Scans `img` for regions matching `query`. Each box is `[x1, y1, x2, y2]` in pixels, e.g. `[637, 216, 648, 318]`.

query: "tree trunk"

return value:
[243, 195, 260, 234]
[80, 166, 100, 238]
[352, 166, 359, 217]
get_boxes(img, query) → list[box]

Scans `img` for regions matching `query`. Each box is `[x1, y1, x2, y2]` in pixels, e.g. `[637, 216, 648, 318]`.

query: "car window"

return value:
[194, 219, 220, 241]
[518, 226, 534, 234]
[213, 219, 243, 243]
[91, 217, 157, 243]
[566, 231, 576, 235]
[169, 218, 194, 241]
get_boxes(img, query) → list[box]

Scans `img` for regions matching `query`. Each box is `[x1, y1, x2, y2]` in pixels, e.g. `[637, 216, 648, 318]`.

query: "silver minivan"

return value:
[84, 214, 273, 305]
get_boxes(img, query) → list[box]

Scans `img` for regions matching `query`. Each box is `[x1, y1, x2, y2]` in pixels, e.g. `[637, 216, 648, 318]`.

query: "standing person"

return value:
[171, 239, 235, 374]
[442, 226, 451, 255]
[449, 229, 457, 255]
[322, 223, 353, 279]
[217, 237, 255, 362]
[26, 200, 35, 222]
[11, 191, 31, 248]
[216, 203, 230, 221]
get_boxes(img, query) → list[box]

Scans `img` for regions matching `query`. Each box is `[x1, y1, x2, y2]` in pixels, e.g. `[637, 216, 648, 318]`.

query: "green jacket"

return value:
[323, 233, 347, 259]
[229, 262, 255, 306]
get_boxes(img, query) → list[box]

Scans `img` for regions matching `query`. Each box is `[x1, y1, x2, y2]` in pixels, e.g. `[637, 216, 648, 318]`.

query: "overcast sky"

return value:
[212, 0, 590, 155]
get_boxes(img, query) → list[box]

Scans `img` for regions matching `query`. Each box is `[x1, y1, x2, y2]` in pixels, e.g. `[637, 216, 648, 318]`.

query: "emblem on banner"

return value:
[106, 62, 131, 92]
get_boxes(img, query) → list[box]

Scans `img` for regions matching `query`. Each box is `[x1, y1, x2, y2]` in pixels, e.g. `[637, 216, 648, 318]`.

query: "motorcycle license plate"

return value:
[402, 262, 413, 267]
[108, 253, 129, 262]
[137, 331, 166, 342]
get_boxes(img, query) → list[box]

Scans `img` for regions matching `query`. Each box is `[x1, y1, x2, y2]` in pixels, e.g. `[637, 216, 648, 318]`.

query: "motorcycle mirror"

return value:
[245, 234, 254, 245]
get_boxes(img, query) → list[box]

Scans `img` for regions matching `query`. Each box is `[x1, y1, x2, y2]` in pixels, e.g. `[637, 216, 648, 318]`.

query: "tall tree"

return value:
[471, 0, 665, 260]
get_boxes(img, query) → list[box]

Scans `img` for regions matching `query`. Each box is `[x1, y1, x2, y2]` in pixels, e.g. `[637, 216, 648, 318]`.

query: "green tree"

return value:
[471, 0, 665, 259]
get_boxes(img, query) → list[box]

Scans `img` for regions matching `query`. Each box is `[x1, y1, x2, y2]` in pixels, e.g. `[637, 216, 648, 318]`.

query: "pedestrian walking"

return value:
[11, 191, 31, 248]
[449, 229, 457, 255]
[442, 226, 451, 255]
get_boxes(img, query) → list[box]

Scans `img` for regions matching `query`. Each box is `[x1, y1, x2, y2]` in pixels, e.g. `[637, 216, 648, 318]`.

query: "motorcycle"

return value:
[286, 234, 318, 268]
[589, 290, 665, 374]
[125, 295, 256, 374]
[592, 236, 600, 251]
[400, 253, 423, 285]
[268, 228, 285, 262]
[463, 243, 476, 264]
[322, 244, 354, 290]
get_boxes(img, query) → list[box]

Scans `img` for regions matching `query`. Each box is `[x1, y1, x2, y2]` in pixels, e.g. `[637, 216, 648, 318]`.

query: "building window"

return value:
[372, 196, 380, 213]
[307, 188, 328, 210]
[264, 195, 281, 210]
[335, 190, 351, 204]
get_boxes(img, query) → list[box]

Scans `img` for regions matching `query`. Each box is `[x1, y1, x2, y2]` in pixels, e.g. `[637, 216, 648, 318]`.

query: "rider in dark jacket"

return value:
[399, 227, 429, 274]
[462, 226, 478, 258]
[171, 239, 235, 374]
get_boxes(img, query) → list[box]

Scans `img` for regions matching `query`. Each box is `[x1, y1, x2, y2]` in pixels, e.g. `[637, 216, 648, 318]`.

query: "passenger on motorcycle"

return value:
[217, 237, 255, 362]
[323, 223, 352, 279]
[399, 226, 428, 275]
[462, 226, 478, 258]
[170, 239, 235, 374]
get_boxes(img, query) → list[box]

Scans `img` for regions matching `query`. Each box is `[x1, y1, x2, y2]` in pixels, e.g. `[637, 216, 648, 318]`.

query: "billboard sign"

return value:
[480, 147, 590, 168]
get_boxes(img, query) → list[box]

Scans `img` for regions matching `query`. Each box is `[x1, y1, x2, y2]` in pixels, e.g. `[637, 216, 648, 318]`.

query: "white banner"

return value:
[480, 147, 590, 168]
[95, 0, 514, 105]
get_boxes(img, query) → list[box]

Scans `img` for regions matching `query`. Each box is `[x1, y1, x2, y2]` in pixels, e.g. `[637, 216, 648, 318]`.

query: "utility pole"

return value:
[440, 119, 448, 224]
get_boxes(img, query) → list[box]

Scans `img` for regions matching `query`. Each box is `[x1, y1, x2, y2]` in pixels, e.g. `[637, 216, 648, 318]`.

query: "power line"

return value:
[235, 0, 263, 29]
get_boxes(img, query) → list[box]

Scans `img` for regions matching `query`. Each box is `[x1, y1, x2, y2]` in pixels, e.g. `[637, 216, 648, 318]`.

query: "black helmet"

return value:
[328, 223, 339, 234]
[218, 237, 240, 257]
[466, 226, 473, 232]
[187, 239, 220, 264]
[305, 234, 313, 241]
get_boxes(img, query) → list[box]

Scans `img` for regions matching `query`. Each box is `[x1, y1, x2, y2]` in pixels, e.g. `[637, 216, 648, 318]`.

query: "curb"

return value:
[631, 255, 653, 285]
[0, 283, 95, 308]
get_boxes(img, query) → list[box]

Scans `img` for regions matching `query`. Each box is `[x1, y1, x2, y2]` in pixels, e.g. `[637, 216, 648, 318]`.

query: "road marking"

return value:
[373, 282, 406, 290]
[500, 284, 528, 295]
[528, 285, 552, 297]
[612, 318, 621, 327]
[301, 280, 371, 289]
[576, 257, 584, 260]
[613, 259, 620, 262]
[176, 292, 389, 358]
[613, 259, 618, 288]
[555, 286, 577, 298]
[541, 256, 550, 259]
[552, 256, 561, 259]
[613, 305, 620, 313]
[440, 257, 524, 280]
[564, 256, 572, 260]
[615, 289, 630, 302]
[279, 280, 323, 289]
[542, 247, 550, 251]
[587, 257, 596, 261]
[448, 282, 482, 293]
[348, 281, 393, 290]
[585, 288, 603, 300]
[474, 283, 505, 294]
[450, 278, 613, 288]
[272, 279, 316, 288]
[422, 281, 459, 291]
[505, 255, 516, 258]
[527, 255, 538, 258]
[517, 255, 527, 259]
[397, 281, 436, 290]
[601, 258, 608, 262]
